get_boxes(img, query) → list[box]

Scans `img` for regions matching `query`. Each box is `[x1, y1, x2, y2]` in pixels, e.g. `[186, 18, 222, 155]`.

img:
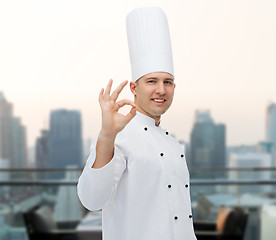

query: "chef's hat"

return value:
[126, 7, 174, 82]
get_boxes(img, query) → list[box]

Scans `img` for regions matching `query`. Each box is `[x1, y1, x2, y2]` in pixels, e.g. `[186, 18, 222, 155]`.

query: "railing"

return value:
[1, 179, 276, 186]
[0, 167, 275, 240]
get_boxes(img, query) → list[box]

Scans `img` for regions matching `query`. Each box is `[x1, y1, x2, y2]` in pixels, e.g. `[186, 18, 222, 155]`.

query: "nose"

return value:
[155, 82, 166, 95]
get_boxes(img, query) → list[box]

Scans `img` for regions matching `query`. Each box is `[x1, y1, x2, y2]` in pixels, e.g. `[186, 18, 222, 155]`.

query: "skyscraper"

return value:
[35, 130, 49, 179]
[0, 92, 13, 161]
[266, 103, 276, 166]
[35, 130, 49, 169]
[49, 109, 83, 175]
[10, 117, 27, 168]
[0, 92, 27, 169]
[190, 110, 226, 178]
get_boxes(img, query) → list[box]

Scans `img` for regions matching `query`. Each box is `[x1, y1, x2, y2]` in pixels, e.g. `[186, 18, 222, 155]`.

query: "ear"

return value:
[130, 81, 137, 96]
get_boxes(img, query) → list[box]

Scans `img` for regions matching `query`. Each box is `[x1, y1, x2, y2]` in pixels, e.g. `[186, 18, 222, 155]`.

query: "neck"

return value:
[136, 107, 161, 126]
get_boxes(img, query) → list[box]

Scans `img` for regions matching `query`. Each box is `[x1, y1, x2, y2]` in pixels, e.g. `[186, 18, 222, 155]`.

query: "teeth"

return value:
[153, 99, 165, 102]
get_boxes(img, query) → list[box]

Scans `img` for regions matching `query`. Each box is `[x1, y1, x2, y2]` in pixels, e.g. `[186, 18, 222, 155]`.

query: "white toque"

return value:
[126, 7, 174, 82]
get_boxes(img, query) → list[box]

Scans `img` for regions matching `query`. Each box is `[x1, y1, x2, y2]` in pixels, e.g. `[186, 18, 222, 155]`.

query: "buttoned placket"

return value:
[142, 121, 193, 238]
[144, 123, 177, 223]
[161, 130, 183, 235]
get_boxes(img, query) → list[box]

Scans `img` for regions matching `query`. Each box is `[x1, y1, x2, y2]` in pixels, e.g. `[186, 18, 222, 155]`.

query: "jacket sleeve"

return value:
[77, 135, 127, 211]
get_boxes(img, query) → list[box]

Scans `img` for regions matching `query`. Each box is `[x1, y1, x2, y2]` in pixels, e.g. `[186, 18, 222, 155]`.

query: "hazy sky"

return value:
[1, 0, 276, 147]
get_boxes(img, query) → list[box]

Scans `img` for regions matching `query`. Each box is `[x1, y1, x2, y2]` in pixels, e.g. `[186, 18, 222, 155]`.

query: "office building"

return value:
[0, 92, 13, 161]
[35, 130, 49, 179]
[35, 130, 49, 168]
[10, 117, 27, 169]
[190, 110, 226, 178]
[48, 109, 83, 177]
[0, 92, 27, 170]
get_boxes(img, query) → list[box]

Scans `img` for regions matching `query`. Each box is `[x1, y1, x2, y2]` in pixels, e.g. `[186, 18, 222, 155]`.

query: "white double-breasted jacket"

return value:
[77, 112, 197, 240]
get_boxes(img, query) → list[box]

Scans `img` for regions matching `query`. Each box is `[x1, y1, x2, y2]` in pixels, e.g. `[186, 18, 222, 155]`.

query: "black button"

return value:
[144, 127, 147, 131]
[166, 131, 169, 135]
[189, 215, 192, 218]
[185, 184, 189, 188]
[160, 153, 164, 157]
[168, 185, 171, 188]
[181, 154, 184, 158]
[174, 216, 178, 220]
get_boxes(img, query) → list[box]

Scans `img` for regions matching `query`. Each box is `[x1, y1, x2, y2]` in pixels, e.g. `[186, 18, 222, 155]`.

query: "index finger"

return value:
[104, 79, 113, 96]
[110, 80, 128, 101]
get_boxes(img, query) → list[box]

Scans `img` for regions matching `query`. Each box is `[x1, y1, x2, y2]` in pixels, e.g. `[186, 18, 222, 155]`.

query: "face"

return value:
[130, 72, 175, 124]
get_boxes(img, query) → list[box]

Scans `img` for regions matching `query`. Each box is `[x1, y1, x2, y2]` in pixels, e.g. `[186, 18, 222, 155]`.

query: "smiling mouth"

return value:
[152, 99, 166, 103]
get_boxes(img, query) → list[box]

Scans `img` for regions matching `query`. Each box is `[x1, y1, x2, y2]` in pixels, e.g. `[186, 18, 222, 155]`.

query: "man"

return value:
[77, 7, 197, 240]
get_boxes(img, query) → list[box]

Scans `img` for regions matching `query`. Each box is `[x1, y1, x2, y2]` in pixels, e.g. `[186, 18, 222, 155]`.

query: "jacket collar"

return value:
[135, 111, 159, 127]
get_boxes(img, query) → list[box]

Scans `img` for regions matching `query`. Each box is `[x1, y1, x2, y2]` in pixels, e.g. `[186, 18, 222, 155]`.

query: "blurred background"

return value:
[0, 0, 276, 240]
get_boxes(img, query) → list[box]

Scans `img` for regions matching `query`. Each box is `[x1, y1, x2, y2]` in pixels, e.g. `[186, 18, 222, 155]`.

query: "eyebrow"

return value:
[146, 77, 174, 81]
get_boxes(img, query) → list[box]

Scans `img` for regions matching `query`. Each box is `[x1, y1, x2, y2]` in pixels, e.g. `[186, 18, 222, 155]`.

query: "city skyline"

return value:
[1, 88, 275, 148]
[2, 89, 274, 150]
[1, 0, 276, 147]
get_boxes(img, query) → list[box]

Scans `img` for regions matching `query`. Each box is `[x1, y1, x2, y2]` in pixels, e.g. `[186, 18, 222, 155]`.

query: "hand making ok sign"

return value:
[98, 79, 136, 137]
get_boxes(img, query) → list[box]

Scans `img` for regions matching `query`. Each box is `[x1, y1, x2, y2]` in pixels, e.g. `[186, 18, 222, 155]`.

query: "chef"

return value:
[77, 7, 197, 240]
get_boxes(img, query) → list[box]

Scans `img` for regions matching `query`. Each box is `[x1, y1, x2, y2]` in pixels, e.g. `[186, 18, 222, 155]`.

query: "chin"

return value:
[152, 109, 167, 116]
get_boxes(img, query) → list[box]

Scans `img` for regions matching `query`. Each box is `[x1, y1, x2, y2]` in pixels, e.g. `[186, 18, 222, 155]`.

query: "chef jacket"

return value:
[77, 112, 197, 240]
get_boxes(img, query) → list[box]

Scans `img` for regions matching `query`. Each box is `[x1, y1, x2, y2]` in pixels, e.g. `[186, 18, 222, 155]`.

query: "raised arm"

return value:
[92, 79, 136, 169]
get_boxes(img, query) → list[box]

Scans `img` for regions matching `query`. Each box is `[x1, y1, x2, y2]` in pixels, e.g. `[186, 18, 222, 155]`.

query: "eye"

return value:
[164, 80, 173, 85]
[147, 80, 156, 83]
